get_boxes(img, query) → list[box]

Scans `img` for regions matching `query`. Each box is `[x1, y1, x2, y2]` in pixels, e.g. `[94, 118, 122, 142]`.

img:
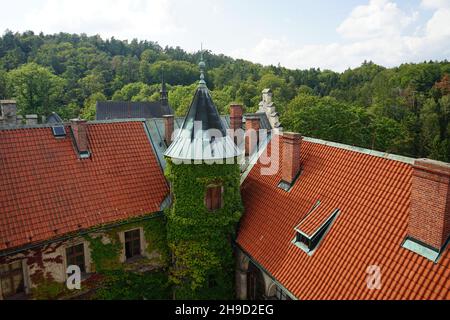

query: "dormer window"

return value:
[293, 201, 339, 255]
[205, 184, 223, 212]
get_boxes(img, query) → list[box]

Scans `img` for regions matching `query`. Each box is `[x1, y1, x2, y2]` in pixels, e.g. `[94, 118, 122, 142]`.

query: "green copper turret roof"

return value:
[164, 49, 241, 162]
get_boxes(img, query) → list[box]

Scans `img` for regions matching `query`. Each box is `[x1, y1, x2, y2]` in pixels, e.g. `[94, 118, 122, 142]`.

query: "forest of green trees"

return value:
[0, 31, 449, 161]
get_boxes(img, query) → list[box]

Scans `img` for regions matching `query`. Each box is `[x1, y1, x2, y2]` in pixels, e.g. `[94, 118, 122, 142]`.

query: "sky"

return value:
[1, 0, 449, 71]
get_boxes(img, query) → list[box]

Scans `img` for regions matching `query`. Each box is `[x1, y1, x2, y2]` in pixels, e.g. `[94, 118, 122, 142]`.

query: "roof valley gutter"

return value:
[235, 242, 298, 300]
[142, 120, 164, 170]
[240, 132, 272, 185]
[0, 212, 164, 258]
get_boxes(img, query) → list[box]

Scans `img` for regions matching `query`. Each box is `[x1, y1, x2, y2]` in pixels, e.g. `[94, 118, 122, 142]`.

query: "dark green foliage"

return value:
[1, 31, 449, 160]
[282, 94, 408, 154]
[165, 159, 243, 299]
[94, 270, 170, 300]
[32, 280, 67, 300]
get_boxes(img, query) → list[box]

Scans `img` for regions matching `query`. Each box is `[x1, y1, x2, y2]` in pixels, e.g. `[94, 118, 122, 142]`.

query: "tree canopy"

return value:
[1, 30, 449, 161]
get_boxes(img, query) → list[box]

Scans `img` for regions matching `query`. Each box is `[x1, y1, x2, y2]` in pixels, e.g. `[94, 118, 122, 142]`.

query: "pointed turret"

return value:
[164, 49, 241, 162]
[160, 69, 169, 107]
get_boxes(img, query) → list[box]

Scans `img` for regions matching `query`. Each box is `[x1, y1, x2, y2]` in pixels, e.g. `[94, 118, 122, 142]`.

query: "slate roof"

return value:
[165, 85, 240, 162]
[0, 121, 169, 252]
[145, 116, 231, 169]
[237, 135, 450, 300]
[46, 112, 64, 124]
[243, 112, 272, 131]
[96, 101, 173, 121]
[180, 87, 227, 138]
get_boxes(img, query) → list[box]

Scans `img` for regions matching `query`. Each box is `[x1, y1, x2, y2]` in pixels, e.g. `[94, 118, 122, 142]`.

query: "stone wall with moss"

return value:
[0, 214, 169, 300]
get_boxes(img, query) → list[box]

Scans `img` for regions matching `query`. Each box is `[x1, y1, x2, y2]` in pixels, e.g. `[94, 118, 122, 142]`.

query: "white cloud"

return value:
[337, 0, 417, 39]
[421, 0, 450, 9]
[232, 0, 450, 71]
[22, 0, 184, 41]
[425, 7, 450, 38]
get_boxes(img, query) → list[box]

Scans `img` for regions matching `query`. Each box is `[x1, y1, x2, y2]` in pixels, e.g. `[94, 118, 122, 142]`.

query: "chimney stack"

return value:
[408, 159, 450, 252]
[71, 119, 89, 156]
[0, 100, 17, 125]
[245, 116, 260, 156]
[163, 115, 174, 146]
[282, 132, 302, 185]
[25, 114, 38, 125]
[230, 104, 243, 131]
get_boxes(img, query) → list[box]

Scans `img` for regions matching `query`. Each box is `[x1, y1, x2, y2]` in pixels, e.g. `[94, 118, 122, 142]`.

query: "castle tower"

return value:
[164, 51, 243, 299]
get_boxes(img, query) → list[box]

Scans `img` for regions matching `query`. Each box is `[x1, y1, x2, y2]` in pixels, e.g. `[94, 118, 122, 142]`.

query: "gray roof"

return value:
[96, 101, 173, 120]
[146, 116, 231, 168]
[243, 112, 272, 131]
[179, 86, 227, 138]
[164, 85, 241, 162]
[46, 112, 64, 124]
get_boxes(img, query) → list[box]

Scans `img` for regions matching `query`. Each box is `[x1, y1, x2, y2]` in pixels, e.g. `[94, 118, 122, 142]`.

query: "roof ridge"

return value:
[302, 136, 416, 165]
[0, 119, 148, 131]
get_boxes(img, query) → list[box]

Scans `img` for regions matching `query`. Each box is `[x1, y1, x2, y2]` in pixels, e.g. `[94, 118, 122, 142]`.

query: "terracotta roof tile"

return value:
[0, 122, 169, 251]
[237, 135, 450, 300]
[295, 201, 336, 237]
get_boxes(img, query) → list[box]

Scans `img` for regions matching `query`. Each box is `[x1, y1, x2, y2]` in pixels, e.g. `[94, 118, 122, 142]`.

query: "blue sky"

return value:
[1, 0, 449, 71]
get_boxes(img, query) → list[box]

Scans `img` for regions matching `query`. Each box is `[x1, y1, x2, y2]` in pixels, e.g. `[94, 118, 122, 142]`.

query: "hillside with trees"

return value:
[1, 31, 449, 161]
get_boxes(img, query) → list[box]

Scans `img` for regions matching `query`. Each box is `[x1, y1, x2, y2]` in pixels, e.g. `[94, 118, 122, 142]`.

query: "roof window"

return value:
[51, 125, 66, 138]
[292, 201, 339, 255]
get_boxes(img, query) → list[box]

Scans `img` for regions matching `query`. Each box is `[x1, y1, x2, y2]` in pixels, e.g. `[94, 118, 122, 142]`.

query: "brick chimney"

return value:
[282, 132, 302, 185]
[0, 100, 17, 125]
[408, 159, 450, 251]
[245, 116, 260, 156]
[70, 119, 89, 155]
[230, 104, 243, 131]
[163, 115, 174, 146]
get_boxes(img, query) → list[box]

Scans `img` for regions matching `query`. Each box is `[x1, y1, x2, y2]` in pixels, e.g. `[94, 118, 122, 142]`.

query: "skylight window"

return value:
[292, 206, 339, 256]
[51, 125, 66, 138]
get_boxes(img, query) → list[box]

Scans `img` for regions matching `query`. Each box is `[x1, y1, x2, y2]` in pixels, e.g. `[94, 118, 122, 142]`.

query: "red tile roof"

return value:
[0, 122, 169, 251]
[237, 135, 450, 300]
[295, 201, 336, 238]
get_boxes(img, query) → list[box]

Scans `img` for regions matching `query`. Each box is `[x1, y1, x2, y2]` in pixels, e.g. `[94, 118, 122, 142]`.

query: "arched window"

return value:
[205, 184, 223, 211]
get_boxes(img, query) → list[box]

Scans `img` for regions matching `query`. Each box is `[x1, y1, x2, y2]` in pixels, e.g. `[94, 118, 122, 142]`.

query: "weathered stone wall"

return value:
[0, 218, 168, 300]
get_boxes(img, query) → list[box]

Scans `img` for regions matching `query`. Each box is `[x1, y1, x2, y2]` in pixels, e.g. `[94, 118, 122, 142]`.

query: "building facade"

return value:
[1, 57, 449, 300]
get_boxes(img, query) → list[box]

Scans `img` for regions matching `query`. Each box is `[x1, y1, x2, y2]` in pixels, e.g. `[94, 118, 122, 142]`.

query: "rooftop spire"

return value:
[198, 44, 206, 87]
[160, 66, 168, 106]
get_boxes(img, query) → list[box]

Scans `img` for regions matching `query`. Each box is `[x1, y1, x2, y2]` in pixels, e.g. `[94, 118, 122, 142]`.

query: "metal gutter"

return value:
[303, 136, 416, 165]
[142, 121, 165, 171]
[240, 132, 272, 185]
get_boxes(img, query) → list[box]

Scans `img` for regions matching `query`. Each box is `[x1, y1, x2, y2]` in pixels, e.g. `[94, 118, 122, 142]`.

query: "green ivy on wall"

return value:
[80, 215, 170, 300]
[84, 215, 169, 273]
[165, 158, 243, 299]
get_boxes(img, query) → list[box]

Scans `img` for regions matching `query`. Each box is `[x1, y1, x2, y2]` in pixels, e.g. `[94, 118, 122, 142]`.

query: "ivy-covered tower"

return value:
[164, 52, 243, 299]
